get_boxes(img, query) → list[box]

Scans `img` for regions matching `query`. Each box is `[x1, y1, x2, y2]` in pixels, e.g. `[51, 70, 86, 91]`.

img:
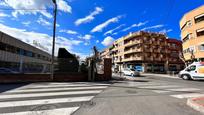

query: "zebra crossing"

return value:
[0, 82, 111, 115]
[127, 81, 204, 99]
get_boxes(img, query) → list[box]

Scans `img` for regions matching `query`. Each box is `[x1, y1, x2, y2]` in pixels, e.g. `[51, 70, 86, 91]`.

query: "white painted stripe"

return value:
[29, 84, 110, 88]
[0, 90, 102, 99]
[2, 107, 79, 115]
[152, 90, 171, 93]
[126, 83, 165, 87]
[167, 88, 201, 92]
[139, 85, 180, 89]
[170, 93, 204, 99]
[0, 96, 94, 108]
[31, 83, 110, 86]
[6, 86, 108, 93]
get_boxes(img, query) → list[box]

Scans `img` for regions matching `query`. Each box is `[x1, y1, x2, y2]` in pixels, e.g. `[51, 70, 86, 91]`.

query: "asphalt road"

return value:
[73, 74, 204, 115]
[0, 75, 203, 115]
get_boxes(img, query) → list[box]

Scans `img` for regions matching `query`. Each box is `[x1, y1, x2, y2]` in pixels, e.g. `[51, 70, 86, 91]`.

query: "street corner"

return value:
[187, 96, 204, 114]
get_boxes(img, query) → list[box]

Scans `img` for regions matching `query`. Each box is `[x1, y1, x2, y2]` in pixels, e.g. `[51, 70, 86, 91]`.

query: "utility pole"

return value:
[119, 56, 122, 77]
[51, 0, 57, 80]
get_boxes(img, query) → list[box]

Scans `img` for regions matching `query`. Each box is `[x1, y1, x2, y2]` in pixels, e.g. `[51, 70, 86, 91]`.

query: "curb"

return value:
[187, 97, 204, 114]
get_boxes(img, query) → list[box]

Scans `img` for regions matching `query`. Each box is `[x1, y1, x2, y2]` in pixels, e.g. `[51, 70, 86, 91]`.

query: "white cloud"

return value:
[57, 0, 72, 13]
[96, 40, 99, 43]
[122, 21, 148, 32]
[0, 12, 10, 17]
[101, 36, 115, 46]
[0, 1, 8, 6]
[112, 32, 118, 35]
[91, 15, 123, 33]
[104, 24, 125, 36]
[59, 29, 78, 35]
[22, 21, 31, 26]
[141, 24, 164, 31]
[75, 7, 103, 26]
[1, 0, 71, 18]
[159, 29, 172, 34]
[81, 34, 92, 40]
[84, 42, 89, 46]
[0, 23, 82, 56]
[37, 16, 52, 26]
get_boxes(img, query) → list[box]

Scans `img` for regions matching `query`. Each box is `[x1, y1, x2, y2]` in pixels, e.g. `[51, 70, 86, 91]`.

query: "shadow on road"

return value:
[0, 83, 28, 93]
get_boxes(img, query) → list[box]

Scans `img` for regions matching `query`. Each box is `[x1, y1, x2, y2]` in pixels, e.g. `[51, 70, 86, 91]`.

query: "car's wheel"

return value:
[131, 73, 134, 77]
[182, 74, 190, 80]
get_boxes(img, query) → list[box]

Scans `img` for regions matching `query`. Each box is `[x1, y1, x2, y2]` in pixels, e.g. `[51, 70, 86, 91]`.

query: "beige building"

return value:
[180, 5, 204, 62]
[0, 31, 51, 73]
[101, 31, 184, 73]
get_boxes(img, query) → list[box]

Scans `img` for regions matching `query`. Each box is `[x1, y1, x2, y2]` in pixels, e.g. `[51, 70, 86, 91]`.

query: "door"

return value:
[188, 65, 199, 78]
[197, 65, 204, 78]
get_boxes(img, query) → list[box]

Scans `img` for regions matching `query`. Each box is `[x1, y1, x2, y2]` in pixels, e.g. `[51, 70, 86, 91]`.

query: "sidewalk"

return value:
[142, 73, 180, 79]
[187, 97, 204, 114]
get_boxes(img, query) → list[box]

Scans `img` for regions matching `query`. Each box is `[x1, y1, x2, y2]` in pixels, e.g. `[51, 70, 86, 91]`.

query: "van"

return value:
[178, 62, 204, 80]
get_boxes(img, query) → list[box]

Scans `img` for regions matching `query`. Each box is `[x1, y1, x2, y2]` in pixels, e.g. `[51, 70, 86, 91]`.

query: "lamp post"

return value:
[51, 0, 57, 80]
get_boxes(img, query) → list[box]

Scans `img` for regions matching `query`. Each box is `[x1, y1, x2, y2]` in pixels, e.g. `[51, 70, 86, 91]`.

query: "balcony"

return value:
[154, 58, 162, 61]
[124, 48, 142, 54]
[123, 56, 143, 62]
[144, 40, 152, 44]
[144, 48, 153, 52]
[144, 56, 153, 61]
[124, 40, 142, 47]
[153, 49, 161, 53]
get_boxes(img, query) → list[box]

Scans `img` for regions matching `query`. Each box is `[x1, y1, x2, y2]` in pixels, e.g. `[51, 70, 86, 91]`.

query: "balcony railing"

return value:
[144, 56, 153, 61]
[124, 40, 142, 47]
[123, 56, 143, 62]
[124, 48, 142, 54]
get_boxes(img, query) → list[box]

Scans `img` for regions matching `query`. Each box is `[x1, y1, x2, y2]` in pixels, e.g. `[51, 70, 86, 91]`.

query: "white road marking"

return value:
[6, 86, 108, 93]
[170, 93, 204, 99]
[152, 90, 172, 93]
[0, 90, 102, 99]
[139, 85, 180, 89]
[28, 84, 110, 88]
[2, 107, 79, 115]
[126, 83, 166, 87]
[167, 88, 201, 92]
[0, 96, 94, 108]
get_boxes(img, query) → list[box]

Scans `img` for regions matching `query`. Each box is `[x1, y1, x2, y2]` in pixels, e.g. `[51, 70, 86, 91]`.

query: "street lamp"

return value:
[51, 0, 57, 80]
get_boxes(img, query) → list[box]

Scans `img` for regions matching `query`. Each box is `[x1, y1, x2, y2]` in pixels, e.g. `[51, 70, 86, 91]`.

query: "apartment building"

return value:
[180, 5, 204, 63]
[101, 31, 184, 73]
[0, 31, 51, 73]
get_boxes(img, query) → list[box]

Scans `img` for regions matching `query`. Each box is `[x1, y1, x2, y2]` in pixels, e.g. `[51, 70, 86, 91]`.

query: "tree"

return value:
[179, 52, 187, 67]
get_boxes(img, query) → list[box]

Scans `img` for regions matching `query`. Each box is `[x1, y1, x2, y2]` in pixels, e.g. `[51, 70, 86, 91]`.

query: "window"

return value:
[196, 28, 204, 37]
[0, 42, 6, 51]
[199, 44, 204, 51]
[183, 33, 192, 42]
[195, 13, 204, 23]
[183, 46, 195, 54]
[189, 65, 196, 71]
[181, 20, 192, 30]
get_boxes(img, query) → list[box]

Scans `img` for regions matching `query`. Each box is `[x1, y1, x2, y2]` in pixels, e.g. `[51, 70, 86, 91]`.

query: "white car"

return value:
[179, 62, 204, 80]
[122, 68, 140, 77]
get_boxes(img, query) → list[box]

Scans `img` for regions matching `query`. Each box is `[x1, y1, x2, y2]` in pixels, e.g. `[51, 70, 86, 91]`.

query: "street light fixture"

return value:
[51, 0, 57, 80]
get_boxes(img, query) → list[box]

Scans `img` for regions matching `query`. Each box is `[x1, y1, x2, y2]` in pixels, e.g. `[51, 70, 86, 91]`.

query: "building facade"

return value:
[101, 31, 184, 73]
[0, 31, 51, 73]
[180, 5, 204, 63]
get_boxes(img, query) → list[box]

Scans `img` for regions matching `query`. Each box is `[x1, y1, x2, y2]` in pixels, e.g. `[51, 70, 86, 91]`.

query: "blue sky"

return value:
[0, 0, 203, 59]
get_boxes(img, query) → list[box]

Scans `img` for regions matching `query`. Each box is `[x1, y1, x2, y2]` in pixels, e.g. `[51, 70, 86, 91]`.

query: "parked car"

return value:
[178, 62, 204, 80]
[122, 68, 140, 77]
[0, 68, 19, 74]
